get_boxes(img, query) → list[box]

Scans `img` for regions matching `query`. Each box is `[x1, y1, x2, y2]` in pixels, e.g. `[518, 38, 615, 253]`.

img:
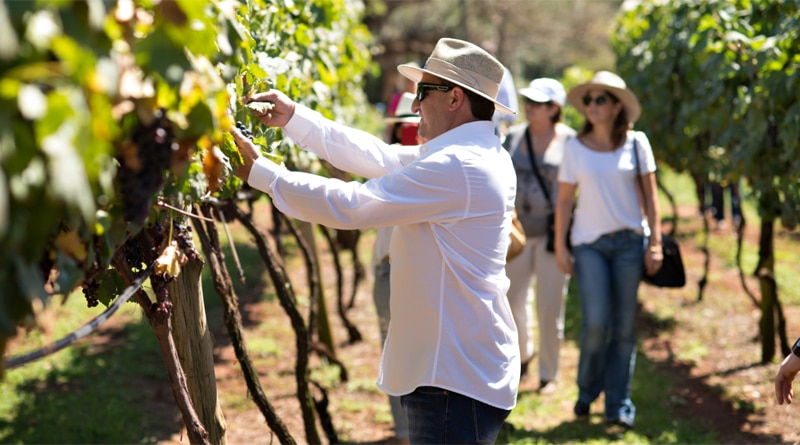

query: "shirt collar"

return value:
[420, 120, 496, 155]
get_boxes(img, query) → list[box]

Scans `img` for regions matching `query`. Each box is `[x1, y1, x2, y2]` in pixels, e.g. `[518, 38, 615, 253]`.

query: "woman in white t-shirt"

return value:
[554, 71, 663, 430]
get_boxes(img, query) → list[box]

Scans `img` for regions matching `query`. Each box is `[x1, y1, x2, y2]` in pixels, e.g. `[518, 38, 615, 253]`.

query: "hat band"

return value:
[424, 58, 500, 101]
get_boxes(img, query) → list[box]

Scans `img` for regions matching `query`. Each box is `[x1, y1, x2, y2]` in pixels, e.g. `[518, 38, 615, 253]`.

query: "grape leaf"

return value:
[245, 101, 274, 114]
[154, 241, 187, 278]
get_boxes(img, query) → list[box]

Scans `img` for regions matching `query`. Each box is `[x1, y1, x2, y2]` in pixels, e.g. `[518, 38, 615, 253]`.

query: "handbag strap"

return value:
[631, 134, 647, 213]
[524, 127, 554, 211]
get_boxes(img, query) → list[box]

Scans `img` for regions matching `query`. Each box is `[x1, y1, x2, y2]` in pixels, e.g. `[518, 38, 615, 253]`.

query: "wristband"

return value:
[792, 337, 800, 358]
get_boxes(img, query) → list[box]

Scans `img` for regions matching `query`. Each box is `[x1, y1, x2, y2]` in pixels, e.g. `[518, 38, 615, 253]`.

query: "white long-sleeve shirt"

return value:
[247, 105, 520, 410]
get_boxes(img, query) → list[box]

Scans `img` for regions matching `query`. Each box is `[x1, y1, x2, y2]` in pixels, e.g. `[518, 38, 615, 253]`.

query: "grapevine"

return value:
[117, 110, 176, 226]
[2, 0, 374, 441]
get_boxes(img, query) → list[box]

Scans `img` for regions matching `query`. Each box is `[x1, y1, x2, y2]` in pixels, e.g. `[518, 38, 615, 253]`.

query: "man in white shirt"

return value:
[231, 37, 520, 444]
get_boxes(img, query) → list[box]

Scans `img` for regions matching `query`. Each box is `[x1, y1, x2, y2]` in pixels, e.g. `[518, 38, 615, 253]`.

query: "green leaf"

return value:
[97, 268, 125, 307]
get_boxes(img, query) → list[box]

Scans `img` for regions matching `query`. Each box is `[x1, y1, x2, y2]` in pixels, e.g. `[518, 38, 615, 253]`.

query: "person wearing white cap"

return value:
[502, 78, 575, 395]
[231, 37, 519, 443]
[555, 70, 663, 429]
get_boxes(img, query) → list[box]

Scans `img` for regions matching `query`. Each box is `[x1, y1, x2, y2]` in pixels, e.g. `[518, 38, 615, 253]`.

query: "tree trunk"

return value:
[757, 217, 776, 363]
[298, 221, 336, 355]
[169, 256, 227, 444]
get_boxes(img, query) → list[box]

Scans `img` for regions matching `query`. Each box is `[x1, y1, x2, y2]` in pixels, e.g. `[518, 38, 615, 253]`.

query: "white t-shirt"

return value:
[247, 105, 520, 410]
[558, 131, 657, 246]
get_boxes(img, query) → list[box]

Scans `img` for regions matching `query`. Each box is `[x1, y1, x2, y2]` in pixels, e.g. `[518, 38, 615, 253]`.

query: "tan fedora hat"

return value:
[566, 71, 641, 123]
[397, 38, 516, 115]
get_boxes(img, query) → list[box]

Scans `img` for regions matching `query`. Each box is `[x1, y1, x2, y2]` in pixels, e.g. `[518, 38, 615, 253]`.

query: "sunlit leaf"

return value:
[55, 228, 87, 261]
[154, 241, 187, 278]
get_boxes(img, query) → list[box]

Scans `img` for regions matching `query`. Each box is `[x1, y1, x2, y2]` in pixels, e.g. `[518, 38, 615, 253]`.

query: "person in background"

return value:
[481, 40, 519, 139]
[387, 61, 420, 121]
[371, 91, 420, 444]
[503, 78, 575, 394]
[555, 71, 663, 429]
[494, 66, 519, 139]
[231, 37, 520, 444]
[775, 337, 800, 405]
[707, 180, 742, 230]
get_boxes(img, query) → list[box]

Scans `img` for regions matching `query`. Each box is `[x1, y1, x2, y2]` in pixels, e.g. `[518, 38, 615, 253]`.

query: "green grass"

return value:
[0, 295, 172, 444]
[497, 269, 719, 444]
[1, 168, 796, 443]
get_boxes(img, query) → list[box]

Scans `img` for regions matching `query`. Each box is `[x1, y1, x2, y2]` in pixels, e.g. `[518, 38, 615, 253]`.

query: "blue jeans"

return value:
[572, 229, 645, 422]
[401, 386, 510, 444]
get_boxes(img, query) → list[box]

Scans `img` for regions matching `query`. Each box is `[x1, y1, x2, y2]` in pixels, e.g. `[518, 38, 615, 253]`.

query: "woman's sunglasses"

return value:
[416, 83, 455, 102]
[582, 94, 611, 106]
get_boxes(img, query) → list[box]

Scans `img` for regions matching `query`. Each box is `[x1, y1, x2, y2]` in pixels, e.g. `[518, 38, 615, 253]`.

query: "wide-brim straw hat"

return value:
[397, 38, 516, 115]
[384, 92, 420, 124]
[566, 71, 641, 123]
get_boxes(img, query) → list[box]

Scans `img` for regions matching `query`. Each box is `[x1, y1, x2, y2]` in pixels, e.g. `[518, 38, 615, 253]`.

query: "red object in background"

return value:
[400, 123, 419, 145]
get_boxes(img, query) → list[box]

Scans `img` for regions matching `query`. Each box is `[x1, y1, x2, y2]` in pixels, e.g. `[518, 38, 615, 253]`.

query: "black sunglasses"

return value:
[416, 83, 455, 102]
[582, 94, 611, 106]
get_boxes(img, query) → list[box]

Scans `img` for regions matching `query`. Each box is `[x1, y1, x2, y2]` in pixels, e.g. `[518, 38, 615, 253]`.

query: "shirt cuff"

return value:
[283, 104, 318, 144]
[247, 157, 284, 193]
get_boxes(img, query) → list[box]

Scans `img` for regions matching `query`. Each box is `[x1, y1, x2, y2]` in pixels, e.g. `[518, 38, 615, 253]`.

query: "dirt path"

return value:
[160, 207, 799, 444]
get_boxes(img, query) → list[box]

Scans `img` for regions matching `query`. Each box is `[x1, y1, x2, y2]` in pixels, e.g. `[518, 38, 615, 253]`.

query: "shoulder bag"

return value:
[632, 137, 686, 288]
[507, 208, 526, 261]
[524, 129, 571, 253]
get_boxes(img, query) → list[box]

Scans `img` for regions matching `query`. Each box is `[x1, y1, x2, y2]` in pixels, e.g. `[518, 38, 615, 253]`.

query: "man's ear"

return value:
[450, 86, 465, 110]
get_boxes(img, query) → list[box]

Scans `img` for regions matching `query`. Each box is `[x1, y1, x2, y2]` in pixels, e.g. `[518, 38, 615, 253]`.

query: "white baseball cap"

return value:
[518, 78, 567, 107]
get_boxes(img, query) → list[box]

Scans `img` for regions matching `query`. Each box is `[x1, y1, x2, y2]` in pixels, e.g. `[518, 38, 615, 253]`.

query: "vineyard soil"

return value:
[156, 205, 800, 444]
[8, 204, 796, 444]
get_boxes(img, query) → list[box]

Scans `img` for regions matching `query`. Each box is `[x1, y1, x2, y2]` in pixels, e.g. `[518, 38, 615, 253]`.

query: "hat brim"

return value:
[398, 64, 516, 115]
[518, 88, 554, 104]
[567, 83, 641, 123]
[384, 115, 420, 124]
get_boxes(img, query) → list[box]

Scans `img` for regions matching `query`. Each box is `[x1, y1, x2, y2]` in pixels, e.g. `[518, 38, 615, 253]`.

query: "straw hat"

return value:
[384, 92, 420, 124]
[566, 71, 641, 123]
[397, 38, 515, 115]
[519, 78, 566, 107]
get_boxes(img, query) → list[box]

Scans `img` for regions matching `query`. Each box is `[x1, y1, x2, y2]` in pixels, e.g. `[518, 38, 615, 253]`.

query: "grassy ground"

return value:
[1, 167, 799, 444]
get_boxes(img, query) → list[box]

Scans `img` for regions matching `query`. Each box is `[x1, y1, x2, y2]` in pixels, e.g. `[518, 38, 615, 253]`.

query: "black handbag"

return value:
[643, 233, 686, 287]
[525, 130, 571, 253]
[632, 138, 686, 288]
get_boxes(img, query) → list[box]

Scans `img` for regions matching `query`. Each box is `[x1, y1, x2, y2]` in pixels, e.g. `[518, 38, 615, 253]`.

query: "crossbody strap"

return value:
[631, 134, 649, 215]
[524, 127, 554, 211]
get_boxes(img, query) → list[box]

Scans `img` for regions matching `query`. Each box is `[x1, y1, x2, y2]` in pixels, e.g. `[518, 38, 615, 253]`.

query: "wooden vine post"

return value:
[168, 255, 227, 444]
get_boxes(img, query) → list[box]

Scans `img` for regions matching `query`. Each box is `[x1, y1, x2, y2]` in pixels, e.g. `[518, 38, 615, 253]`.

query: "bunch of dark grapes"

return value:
[117, 110, 176, 225]
[173, 220, 199, 262]
[149, 270, 173, 321]
[146, 222, 166, 259]
[82, 278, 100, 308]
[235, 121, 254, 141]
[123, 233, 147, 272]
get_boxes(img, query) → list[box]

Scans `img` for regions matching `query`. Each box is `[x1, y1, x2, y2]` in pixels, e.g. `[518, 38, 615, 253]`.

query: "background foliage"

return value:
[0, 0, 372, 367]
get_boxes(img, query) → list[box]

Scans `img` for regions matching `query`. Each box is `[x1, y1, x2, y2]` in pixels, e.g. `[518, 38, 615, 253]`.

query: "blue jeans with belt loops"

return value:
[401, 386, 510, 444]
[572, 229, 645, 422]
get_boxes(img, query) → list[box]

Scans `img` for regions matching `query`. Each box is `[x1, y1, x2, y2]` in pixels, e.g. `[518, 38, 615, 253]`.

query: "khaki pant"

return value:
[505, 235, 569, 382]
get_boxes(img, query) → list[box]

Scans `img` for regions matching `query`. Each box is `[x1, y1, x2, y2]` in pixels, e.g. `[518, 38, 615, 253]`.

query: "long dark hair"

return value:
[578, 91, 630, 148]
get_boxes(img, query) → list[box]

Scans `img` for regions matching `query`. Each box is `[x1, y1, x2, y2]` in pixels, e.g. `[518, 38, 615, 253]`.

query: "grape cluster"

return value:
[236, 121, 254, 140]
[82, 278, 100, 308]
[172, 220, 199, 262]
[117, 110, 176, 225]
[149, 270, 173, 321]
